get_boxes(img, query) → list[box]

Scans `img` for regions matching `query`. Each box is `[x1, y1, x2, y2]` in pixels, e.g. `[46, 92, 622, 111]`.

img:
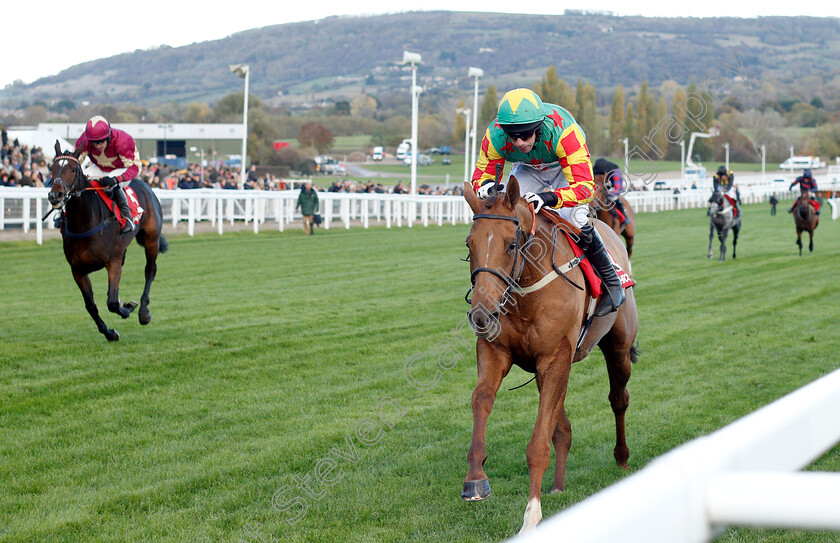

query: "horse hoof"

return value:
[106, 330, 120, 342]
[123, 301, 139, 313]
[139, 310, 151, 325]
[461, 479, 491, 501]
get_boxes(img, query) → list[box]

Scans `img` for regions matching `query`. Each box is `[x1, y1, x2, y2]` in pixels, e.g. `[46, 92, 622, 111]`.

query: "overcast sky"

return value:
[3, 2, 837, 89]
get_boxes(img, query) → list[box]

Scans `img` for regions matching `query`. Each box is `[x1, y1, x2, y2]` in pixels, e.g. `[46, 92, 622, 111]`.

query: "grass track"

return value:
[1, 202, 839, 542]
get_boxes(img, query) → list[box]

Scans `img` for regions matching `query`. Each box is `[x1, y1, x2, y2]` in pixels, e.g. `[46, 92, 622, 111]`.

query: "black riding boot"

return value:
[579, 223, 626, 317]
[111, 186, 134, 234]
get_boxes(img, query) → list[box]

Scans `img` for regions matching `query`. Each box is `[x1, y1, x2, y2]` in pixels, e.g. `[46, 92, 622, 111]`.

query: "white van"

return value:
[371, 146, 384, 161]
[395, 139, 412, 160]
[779, 156, 825, 170]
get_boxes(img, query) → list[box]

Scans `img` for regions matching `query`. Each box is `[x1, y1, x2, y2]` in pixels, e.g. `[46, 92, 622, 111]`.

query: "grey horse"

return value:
[707, 191, 741, 262]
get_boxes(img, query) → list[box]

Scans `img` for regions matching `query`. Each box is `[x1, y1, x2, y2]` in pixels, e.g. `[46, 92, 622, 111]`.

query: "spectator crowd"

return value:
[0, 127, 463, 196]
[0, 129, 49, 187]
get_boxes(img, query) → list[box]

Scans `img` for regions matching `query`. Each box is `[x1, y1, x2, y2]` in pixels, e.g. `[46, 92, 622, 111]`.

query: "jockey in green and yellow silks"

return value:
[470, 88, 624, 317]
[471, 88, 595, 211]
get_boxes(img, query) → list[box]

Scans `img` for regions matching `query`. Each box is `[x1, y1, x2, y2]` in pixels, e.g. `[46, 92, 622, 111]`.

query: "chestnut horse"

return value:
[461, 177, 639, 534]
[47, 141, 168, 341]
[793, 190, 819, 255]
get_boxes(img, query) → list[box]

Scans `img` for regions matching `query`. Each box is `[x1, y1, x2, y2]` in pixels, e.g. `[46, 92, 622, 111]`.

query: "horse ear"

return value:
[54, 140, 61, 157]
[464, 181, 481, 213]
[506, 175, 520, 209]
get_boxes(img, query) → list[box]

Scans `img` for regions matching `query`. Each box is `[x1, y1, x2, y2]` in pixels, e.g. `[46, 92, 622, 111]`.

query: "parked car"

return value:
[779, 156, 825, 170]
[315, 156, 346, 175]
[403, 154, 433, 166]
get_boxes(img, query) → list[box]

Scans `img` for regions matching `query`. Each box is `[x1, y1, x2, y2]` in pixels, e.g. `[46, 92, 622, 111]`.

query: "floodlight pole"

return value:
[468, 67, 483, 177]
[621, 137, 629, 175]
[403, 51, 422, 195]
[458, 108, 471, 184]
[724, 142, 730, 171]
[230, 64, 250, 187]
[761, 144, 766, 183]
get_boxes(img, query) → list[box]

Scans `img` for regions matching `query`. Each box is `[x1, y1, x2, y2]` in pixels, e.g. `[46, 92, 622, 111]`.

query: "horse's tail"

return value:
[630, 342, 641, 364]
[159, 235, 169, 254]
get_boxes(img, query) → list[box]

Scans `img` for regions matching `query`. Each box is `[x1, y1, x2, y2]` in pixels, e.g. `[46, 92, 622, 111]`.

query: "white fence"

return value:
[2, 174, 839, 244]
[512, 367, 840, 543]
[0, 188, 473, 244]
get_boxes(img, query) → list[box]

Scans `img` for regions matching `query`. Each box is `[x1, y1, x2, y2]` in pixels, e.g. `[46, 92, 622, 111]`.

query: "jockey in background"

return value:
[711, 165, 741, 218]
[788, 169, 820, 215]
[471, 88, 625, 317]
[593, 158, 629, 227]
[74, 116, 141, 234]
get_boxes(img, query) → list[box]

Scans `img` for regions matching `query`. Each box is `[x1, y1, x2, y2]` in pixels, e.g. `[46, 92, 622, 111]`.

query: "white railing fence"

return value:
[512, 367, 840, 543]
[2, 176, 839, 244]
[0, 188, 473, 245]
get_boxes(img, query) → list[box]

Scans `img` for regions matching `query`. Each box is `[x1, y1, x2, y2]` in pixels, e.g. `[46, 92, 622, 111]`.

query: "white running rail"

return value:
[3, 178, 839, 244]
[511, 367, 840, 543]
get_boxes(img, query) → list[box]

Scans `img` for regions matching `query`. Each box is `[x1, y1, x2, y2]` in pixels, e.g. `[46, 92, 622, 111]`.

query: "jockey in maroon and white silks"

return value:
[75, 116, 142, 183]
[74, 116, 141, 234]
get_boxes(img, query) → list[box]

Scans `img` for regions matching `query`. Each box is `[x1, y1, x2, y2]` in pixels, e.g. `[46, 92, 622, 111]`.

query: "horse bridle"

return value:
[49, 154, 85, 204]
[465, 212, 535, 304]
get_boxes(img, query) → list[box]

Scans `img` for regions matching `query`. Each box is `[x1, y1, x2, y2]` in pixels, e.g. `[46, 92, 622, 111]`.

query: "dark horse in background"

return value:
[591, 182, 635, 260]
[47, 141, 168, 341]
[589, 159, 636, 262]
[793, 190, 819, 256]
[462, 177, 638, 534]
[707, 191, 741, 262]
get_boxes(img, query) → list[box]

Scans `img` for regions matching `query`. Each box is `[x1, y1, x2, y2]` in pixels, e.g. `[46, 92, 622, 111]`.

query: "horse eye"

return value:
[507, 241, 517, 253]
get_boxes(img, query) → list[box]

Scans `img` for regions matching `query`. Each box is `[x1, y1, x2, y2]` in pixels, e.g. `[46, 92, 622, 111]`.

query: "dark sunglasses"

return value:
[503, 127, 537, 141]
[91, 138, 108, 145]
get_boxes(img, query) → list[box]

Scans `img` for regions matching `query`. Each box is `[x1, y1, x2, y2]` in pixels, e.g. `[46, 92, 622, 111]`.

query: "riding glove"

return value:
[476, 180, 504, 200]
[99, 176, 118, 188]
[524, 191, 559, 213]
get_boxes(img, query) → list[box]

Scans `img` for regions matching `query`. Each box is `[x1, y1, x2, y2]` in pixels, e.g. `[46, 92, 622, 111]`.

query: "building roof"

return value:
[37, 123, 245, 141]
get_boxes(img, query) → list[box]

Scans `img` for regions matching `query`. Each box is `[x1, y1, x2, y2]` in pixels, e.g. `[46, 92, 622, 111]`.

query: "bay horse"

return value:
[47, 141, 168, 341]
[707, 191, 741, 262]
[793, 190, 819, 255]
[591, 184, 635, 260]
[461, 177, 639, 534]
[589, 163, 636, 258]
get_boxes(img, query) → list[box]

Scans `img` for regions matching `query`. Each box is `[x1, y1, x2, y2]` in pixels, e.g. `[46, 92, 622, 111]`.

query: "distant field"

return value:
[2, 203, 839, 542]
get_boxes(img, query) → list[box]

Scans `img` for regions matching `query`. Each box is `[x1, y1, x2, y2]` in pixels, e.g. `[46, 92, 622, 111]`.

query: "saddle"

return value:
[89, 180, 144, 227]
[536, 209, 634, 350]
[536, 209, 634, 297]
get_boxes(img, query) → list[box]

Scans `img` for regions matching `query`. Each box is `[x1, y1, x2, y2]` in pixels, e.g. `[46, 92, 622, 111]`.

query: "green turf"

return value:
[1, 203, 838, 542]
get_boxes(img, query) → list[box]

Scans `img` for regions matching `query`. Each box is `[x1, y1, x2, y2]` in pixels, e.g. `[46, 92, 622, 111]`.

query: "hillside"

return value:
[3, 11, 840, 107]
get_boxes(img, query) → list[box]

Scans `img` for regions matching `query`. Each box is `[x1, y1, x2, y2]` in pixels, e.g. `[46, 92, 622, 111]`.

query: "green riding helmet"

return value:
[497, 88, 546, 137]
